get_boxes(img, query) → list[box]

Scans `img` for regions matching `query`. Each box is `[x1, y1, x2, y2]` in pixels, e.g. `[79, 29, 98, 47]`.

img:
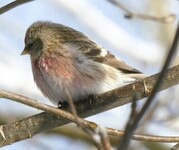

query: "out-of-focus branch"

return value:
[0, 64, 179, 146]
[108, 128, 179, 143]
[107, 0, 176, 23]
[52, 126, 179, 143]
[64, 86, 109, 150]
[0, 0, 34, 15]
[171, 143, 179, 150]
[118, 24, 179, 150]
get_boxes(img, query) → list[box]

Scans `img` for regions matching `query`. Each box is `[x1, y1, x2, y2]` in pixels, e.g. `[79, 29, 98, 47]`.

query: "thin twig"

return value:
[118, 24, 179, 150]
[107, 0, 176, 23]
[52, 124, 179, 143]
[98, 126, 111, 150]
[64, 87, 104, 150]
[0, 0, 34, 15]
[129, 95, 138, 124]
[0, 89, 89, 128]
[107, 127, 179, 143]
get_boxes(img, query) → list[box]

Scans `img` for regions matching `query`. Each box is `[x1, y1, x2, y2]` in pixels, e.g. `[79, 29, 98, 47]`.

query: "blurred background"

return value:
[0, 0, 179, 149]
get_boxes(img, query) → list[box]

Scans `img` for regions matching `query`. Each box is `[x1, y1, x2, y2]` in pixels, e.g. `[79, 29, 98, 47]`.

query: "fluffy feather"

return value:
[22, 21, 146, 105]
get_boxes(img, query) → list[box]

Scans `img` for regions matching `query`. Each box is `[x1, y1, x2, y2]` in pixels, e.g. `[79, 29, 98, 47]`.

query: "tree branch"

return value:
[118, 23, 179, 150]
[0, 65, 179, 147]
[107, 0, 176, 23]
[0, 0, 34, 15]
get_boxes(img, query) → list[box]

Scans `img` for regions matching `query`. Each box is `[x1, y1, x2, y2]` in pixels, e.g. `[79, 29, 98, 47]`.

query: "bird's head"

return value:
[21, 21, 61, 59]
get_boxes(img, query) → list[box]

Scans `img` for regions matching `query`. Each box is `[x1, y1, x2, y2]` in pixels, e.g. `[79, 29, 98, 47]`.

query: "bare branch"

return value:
[0, 64, 179, 146]
[0, 89, 91, 127]
[118, 24, 179, 150]
[108, 128, 179, 143]
[107, 0, 176, 23]
[0, 0, 34, 15]
[97, 126, 111, 150]
[51, 125, 179, 143]
[64, 86, 106, 150]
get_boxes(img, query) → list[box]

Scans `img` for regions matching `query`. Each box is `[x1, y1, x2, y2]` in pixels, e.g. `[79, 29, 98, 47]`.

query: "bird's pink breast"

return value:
[31, 53, 129, 105]
[31, 54, 97, 104]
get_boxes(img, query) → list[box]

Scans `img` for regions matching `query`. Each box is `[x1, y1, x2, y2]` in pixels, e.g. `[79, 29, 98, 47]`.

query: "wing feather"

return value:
[64, 40, 141, 74]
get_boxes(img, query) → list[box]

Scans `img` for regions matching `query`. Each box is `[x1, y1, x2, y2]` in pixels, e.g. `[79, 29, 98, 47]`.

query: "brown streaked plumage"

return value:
[21, 21, 146, 105]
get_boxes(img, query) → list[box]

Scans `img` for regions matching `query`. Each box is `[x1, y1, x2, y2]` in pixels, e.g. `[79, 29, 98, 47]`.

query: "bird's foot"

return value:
[58, 101, 69, 109]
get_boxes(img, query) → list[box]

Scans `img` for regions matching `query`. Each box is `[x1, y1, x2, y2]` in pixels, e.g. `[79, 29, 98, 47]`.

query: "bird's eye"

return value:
[27, 42, 34, 49]
[25, 38, 43, 54]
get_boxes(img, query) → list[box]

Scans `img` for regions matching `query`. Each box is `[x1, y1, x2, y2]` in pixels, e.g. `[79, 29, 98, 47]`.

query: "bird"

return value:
[21, 21, 145, 106]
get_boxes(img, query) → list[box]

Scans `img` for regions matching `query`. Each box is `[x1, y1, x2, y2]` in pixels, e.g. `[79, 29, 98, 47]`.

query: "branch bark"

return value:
[0, 65, 179, 147]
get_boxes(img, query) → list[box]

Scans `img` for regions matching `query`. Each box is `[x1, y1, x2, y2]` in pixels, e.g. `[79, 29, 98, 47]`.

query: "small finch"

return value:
[21, 21, 145, 106]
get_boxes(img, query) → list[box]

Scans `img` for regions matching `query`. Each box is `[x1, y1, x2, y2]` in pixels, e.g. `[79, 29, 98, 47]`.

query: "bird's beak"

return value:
[21, 48, 29, 55]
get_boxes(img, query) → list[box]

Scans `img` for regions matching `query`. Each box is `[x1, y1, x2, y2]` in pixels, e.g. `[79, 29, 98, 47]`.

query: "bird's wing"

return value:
[63, 40, 141, 74]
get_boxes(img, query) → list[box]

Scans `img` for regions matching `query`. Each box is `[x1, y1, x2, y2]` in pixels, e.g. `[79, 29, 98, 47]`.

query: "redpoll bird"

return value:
[21, 21, 145, 106]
